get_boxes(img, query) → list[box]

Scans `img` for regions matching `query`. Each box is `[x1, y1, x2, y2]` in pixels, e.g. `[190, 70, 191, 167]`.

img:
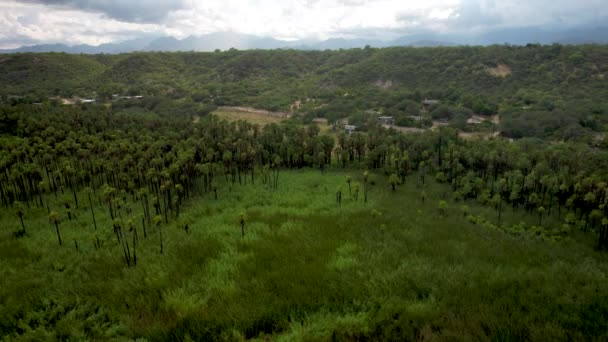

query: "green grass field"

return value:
[213, 109, 285, 126]
[2, 169, 608, 341]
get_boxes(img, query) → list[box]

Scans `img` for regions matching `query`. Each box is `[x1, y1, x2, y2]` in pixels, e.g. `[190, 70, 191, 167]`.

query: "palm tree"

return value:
[15, 201, 25, 234]
[600, 217, 608, 250]
[154, 215, 163, 254]
[363, 171, 369, 203]
[84, 187, 97, 230]
[138, 188, 150, 224]
[49, 211, 62, 246]
[239, 211, 246, 237]
[63, 197, 73, 220]
[272, 156, 282, 191]
[37, 181, 47, 208]
[141, 214, 147, 239]
[438, 200, 448, 217]
[389, 174, 399, 192]
[419, 161, 427, 185]
[494, 178, 507, 224]
[400, 154, 410, 183]
[102, 185, 116, 220]
[127, 219, 137, 266]
[537, 206, 546, 226]
[346, 176, 352, 198]
[212, 183, 218, 200]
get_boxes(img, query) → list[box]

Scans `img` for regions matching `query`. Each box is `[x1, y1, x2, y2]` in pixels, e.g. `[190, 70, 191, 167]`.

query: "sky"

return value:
[0, 0, 606, 48]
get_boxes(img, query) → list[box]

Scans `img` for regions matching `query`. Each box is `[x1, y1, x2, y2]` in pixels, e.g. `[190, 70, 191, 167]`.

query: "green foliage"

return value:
[1, 45, 608, 340]
[438, 200, 448, 216]
[388, 173, 400, 191]
[1, 45, 607, 141]
[2, 167, 608, 340]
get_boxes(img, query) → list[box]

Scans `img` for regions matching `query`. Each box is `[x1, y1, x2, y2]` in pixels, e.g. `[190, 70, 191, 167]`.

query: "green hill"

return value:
[0, 53, 107, 96]
[1, 45, 607, 139]
[1, 45, 605, 101]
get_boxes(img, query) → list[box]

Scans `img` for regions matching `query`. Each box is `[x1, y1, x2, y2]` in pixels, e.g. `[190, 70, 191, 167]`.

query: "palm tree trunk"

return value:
[19, 216, 25, 233]
[159, 225, 164, 254]
[133, 232, 137, 266]
[88, 194, 97, 230]
[142, 217, 147, 239]
[498, 199, 502, 225]
[55, 222, 62, 246]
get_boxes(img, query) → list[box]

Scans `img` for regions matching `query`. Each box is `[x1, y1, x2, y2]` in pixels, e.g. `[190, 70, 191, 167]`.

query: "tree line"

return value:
[2, 103, 608, 252]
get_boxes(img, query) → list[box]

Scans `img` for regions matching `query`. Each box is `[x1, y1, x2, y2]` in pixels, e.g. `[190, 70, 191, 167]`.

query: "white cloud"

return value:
[167, 0, 461, 40]
[0, 0, 606, 48]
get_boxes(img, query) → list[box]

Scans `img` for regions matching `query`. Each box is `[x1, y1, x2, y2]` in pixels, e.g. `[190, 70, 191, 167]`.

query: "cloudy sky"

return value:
[0, 0, 606, 48]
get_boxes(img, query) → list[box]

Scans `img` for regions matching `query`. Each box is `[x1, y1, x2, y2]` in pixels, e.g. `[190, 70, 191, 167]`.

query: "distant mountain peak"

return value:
[1, 26, 606, 54]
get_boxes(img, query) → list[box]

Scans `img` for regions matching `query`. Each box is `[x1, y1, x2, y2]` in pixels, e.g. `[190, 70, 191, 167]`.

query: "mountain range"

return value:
[1, 26, 606, 54]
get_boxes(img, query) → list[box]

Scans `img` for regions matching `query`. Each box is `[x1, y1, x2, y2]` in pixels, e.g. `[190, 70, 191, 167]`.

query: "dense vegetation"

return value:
[1, 44, 607, 141]
[2, 45, 608, 340]
[2, 99, 608, 340]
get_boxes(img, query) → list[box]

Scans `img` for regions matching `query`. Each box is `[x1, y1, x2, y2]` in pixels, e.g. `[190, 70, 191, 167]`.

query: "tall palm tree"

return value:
[49, 211, 62, 246]
[346, 176, 352, 198]
[389, 174, 399, 192]
[363, 171, 369, 203]
[154, 215, 163, 254]
[84, 187, 97, 230]
[239, 212, 246, 237]
[15, 201, 25, 234]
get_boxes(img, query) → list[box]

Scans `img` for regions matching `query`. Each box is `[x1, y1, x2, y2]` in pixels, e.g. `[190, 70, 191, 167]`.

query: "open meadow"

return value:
[2, 169, 607, 341]
[213, 108, 286, 126]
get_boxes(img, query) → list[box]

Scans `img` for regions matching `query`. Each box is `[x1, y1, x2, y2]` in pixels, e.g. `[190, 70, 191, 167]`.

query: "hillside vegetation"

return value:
[1, 45, 607, 141]
[2, 45, 606, 100]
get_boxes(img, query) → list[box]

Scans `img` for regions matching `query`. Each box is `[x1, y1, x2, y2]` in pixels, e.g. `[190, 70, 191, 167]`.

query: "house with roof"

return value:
[344, 125, 357, 135]
[377, 116, 395, 125]
[467, 116, 485, 125]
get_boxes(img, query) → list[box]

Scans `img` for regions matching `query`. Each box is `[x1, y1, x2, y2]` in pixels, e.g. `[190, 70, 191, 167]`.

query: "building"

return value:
[344, 125, 357, 134]
[422, 99, 440, 106]
[112, 94, 144, 101]
[466, 116, 485, 125]
[377, 116, 395, 125]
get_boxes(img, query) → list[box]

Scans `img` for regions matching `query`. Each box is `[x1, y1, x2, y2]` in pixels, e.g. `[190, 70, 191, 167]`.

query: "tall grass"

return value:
[1, 169, 607, 340]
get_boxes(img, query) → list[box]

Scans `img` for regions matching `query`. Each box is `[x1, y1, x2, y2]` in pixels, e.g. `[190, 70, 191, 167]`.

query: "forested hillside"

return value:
[1, 45, 607, 141]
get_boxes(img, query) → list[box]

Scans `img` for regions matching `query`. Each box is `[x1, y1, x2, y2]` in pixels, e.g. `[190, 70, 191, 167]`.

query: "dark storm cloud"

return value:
[20, 0, 187, 23]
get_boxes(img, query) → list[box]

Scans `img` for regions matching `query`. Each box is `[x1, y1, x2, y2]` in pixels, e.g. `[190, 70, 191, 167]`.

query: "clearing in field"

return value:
[487, 63, 512, 77]
[213, 107, 288, 126]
